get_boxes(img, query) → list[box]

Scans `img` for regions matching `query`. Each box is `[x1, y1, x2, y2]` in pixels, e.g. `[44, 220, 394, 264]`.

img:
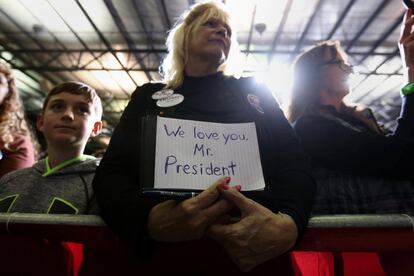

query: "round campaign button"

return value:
[151, 89, 174, 100]
[156, 94, 184, 107]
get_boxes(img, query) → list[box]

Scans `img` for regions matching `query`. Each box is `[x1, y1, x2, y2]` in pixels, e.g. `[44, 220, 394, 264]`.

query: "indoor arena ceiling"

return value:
[0, 0, 407, 130]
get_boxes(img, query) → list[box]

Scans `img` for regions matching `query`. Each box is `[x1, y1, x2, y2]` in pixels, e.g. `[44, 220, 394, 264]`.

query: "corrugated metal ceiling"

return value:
[0, 0, 407, 130]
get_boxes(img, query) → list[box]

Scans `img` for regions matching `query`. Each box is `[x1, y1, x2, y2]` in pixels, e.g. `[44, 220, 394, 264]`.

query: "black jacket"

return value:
[93, 73, 315, 251]
[293, 94, 414, 180]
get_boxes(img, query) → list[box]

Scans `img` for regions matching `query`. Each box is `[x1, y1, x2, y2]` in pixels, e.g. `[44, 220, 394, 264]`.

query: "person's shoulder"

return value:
[131, 81, 166, 98]
[225, 75, 256, 88]
[66, 156, 101, 174]
[293, 112, 341, 134]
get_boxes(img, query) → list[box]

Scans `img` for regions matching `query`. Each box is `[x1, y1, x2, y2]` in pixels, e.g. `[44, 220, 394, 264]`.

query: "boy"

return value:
[0, 81, 102, 215]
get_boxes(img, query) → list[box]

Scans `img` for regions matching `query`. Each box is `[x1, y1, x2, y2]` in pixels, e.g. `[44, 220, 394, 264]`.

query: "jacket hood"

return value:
[33, 157, 100, 177]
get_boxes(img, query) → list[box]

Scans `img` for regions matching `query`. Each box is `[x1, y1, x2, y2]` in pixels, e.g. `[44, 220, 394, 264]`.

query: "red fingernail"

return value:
[235, 185, 241, 191]
[225, 177, 231, 184]
[219, 183, 229, 190]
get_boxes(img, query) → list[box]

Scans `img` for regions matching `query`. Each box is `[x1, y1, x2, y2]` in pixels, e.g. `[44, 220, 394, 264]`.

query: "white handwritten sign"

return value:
[154, 116, 265, 191]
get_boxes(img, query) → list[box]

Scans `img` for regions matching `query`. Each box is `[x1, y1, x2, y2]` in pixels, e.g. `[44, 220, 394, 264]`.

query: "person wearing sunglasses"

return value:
[286, 9, 414, 275]
[287, 37, 414, 213]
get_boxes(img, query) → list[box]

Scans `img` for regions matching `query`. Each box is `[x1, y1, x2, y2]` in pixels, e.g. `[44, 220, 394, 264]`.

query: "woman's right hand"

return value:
[399, 9, 414, 82]
[147, 177, 234, 242]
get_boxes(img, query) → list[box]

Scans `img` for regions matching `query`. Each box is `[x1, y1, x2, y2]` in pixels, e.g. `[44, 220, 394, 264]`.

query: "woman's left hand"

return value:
[207, 187, 298, 272]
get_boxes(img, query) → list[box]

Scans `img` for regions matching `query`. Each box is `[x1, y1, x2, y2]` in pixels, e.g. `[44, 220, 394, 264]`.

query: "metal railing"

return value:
[1, 213, 414, 251]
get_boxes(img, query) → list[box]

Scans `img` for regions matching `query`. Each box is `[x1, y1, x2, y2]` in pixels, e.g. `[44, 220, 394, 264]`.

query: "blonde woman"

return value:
[0, 62, 36, 177]
[93, 1, 315, 273]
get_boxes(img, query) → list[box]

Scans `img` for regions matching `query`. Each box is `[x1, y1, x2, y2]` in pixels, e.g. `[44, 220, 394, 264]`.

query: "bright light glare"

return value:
[226, 0, 284, 32]
[254, 62, 292, 104]
[348, 68, 363, 90]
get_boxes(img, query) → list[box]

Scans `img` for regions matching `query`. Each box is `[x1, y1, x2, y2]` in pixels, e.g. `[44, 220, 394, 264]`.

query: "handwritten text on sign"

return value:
[154, 116, 265, 191]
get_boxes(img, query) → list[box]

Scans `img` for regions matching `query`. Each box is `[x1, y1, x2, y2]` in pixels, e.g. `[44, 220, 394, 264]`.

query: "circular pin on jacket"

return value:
[247, 94, 264, 114]
[152, 89, 174, 100]
[156, 93, 184, 107]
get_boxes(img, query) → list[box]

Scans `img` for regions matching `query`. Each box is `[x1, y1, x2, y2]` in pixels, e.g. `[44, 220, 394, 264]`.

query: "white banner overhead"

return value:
[154, 116, 265, 191]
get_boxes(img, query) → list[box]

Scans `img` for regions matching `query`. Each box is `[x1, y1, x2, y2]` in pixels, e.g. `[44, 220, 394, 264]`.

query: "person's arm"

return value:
[93, 84, 235, 251]
[206, 81, 315, 271]
[255, 82, 316, 240]
[396, 8, 414, 143]
[93, 84, 159, 252]
[399, 9, 414, 83]
[0, 135, 35, 178]
[147, 177, 234, 242]
[208, 186, 297, 272]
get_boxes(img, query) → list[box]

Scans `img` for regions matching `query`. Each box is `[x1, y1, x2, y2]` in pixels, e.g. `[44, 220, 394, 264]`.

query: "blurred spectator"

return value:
[287, 10, 414, 276]
[0, 61, 37, 177]
[85, 132, 110, 158]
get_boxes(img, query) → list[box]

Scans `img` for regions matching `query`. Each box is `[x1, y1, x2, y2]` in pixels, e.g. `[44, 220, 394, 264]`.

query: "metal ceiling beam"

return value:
[0, 49, 165, 54]
[18, 0, 80, 69]
[0, 12, 59, 84]
[345, 0, 390, 51]
[267, 0, 293, 65]
[10, 66, 159, 72]
[159, 0, 172, 30]
[13, 77, 44, 98]
[354, 65, 402, 103]
[352, 47, 399, 92]
[0, 7, 84, 85]
[245, 4, 257, 56]
[12, 66, 404, 75]
[358, 72, 402, 77]
[0, 55, 44, 96]
[0, 40, 58, 85]
[357, 12, 404, 64]
[47, 0, 124, 98]
[1, 48, 399, 57]
[325, 0, 357, 40]
[104, 0, 152, 80]
[131, 0, 163, 66]
[78, 52, 107, 70]
[293, 0, 325, 55]
[75, 0, 139, 92]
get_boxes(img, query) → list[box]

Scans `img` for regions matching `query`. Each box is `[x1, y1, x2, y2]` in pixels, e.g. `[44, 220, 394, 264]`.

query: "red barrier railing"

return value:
[2, 213, 413, 251]
[1, 213, 414, 275]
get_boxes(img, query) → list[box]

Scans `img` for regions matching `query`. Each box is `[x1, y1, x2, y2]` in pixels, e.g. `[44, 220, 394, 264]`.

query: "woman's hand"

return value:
[399, 9, 414, 82]
[207, 187, 298, 272]
[147, 177, 234, 242]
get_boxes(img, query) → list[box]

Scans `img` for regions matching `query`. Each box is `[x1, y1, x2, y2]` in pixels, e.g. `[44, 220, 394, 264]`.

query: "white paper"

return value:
[154, 116, 265, 191]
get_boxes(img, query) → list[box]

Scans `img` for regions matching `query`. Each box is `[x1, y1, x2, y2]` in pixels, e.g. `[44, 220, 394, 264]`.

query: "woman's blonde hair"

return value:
[286, 40, 347, 123]
[0, 62, 38, 155]
[160, 0, 241, 89]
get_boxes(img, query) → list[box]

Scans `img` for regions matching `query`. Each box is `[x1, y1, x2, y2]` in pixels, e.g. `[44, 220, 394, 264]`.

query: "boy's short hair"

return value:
[43, 81, 103, 120]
